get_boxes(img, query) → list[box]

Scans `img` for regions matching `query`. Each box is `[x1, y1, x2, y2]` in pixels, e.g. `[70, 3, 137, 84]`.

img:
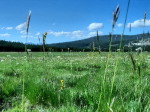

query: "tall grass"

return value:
[142, 11, 147, 51]
[109, 4, 120, 52]
[21, 10, 32, 112]
[119, 0, 131, 51]
[25, 11, 31, 55]
[0, 52, 149, 111]
[97, 4, 120, 111]
[96, 30, 101, 54]
[1, 0, 150, 111]
[97, 0, 132, 111]
[109, 0, 131, 110]
[42, 32, 47, 53]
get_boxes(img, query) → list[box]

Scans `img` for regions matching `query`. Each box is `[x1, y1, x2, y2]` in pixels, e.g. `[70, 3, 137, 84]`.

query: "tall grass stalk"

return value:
[43, 32, 47, 52]
[109, 59, 117, 100]
[96, 30, 101, 54]
[129, 23, 131, 32]
[25, 11, 31, 55]
[108, 0, 131, 107]
[129, 53, 136, 71]
[22, 10, 31, 112]
[21, 74, 25, 112]
[42, 32, 48, 58]
[92, 42, 95, 52]
[97, 5, 120, 111]
[102, 4, 120, 92]
[109, 5, 120, 52]
[38, 36, 41, 51]
[109, 0, 131, 107]
[97, 1, 131, 110]
[142, 12, 146, 51]
[119, 0, 131, 51]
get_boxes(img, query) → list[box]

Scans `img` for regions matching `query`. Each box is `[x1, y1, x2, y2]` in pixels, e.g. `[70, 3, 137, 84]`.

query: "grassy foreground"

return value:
[0, 52, 150, 112]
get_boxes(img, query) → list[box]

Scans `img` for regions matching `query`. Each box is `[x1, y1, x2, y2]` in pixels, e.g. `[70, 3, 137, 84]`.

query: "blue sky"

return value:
[0, 0, 150, 44]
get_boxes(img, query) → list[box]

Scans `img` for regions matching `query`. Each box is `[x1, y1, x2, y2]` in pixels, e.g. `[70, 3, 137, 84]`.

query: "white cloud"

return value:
[117, 23, 123, 27]
[71, 30, 84, 38]
[127, 19, 150, 28]
[0, 33, 11, 37]
[48, 30, 103, 39]
[48, 30, 70, 37]
[88, 31, 103, 37]
[5, 27, 13, 30]
[88, 23, 103, 31]
[1, 27, 13, 30]
[21, 35, 33, 38]
[16, 22, 26, 30]
[88, 32, 96, 37]
[48, 30, 84, 39]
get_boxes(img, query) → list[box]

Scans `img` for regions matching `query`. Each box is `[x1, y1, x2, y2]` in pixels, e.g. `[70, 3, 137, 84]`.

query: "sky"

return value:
[0, 0, 150, 44]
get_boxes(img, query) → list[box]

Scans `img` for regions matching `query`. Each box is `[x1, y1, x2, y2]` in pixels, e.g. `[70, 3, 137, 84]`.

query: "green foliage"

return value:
[0, 52, 150, 111]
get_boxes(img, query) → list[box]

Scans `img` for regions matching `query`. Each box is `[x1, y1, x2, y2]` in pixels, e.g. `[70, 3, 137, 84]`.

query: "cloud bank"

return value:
[88, 31, 103, 37]
[88, 23, 103, 31]
[48, 30, 85, 39]
[16, 22, 26, 30]
[127, 19, 150, 28]
[1, 27, 13, 30]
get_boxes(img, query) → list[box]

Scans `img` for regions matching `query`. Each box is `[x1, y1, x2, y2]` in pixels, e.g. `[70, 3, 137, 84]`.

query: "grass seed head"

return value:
[43, 32, 48, 43]
[144, 11, 146, 25]
[129, 23, 131, 32]
[26, 10, 31, 34]
[96, 30, 100, 45]
[42, 32, 48, 52]
[112, 4, 120, 29]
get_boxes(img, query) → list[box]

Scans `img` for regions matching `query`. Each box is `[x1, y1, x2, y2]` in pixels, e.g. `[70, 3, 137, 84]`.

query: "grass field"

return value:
[0, 52, 150, 112]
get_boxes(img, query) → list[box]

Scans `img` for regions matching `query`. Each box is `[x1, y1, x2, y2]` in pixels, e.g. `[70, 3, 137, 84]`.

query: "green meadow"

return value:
[0, 52, 150, 112]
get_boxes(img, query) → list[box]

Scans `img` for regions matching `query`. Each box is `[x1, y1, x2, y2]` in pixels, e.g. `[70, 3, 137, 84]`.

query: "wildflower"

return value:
[7, 55, 11, 57]
[57, 56, 61, 58]
[60, 80, 64, 83]
[0, 60, 4, 62]
[60, 80, 64, 90]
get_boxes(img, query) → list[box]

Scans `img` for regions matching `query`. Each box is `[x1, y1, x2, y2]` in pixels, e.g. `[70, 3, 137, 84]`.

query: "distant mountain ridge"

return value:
[49, 33, 150, 51]
[0, 33, 150, 52]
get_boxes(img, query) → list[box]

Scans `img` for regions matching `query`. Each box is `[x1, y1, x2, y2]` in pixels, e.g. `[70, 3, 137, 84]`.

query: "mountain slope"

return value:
[0, 33, 149, 52]
[49, 33, 150, 51]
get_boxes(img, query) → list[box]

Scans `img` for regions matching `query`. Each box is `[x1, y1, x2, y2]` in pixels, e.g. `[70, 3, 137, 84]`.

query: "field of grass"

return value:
[0, 52, 150, 112]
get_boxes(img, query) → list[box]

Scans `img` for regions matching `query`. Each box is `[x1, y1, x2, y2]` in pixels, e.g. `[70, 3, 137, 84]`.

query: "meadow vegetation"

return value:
[0, 52, 150, 111]
[1, 0, 150, 111]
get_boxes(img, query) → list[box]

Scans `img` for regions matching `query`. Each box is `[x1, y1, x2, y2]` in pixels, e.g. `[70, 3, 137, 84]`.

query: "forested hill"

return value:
[0, 40, 40, 51]
[49, 33, 150, 51]
[0, 40, 77, 52]
[0, 33, 150, 52]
